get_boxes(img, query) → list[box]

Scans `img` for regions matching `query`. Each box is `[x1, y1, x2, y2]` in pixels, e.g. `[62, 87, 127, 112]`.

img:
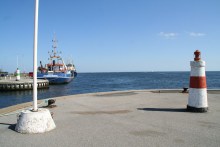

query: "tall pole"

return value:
[33, 0, 39, 111]
[17, 55, 18, 68]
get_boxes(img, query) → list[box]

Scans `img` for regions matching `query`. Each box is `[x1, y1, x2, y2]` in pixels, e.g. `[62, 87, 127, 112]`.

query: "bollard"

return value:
[16, 68, 21, 81]
[187, 50, 208, 112]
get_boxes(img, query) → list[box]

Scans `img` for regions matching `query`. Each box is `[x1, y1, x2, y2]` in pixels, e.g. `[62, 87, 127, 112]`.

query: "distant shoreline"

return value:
[77, 71, 220, 74]
[2, 71, 220, 74]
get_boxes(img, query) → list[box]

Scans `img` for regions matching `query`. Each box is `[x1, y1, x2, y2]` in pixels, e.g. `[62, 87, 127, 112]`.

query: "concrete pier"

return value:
[0, 78, 49, 91]
[0, 90, 220, 147]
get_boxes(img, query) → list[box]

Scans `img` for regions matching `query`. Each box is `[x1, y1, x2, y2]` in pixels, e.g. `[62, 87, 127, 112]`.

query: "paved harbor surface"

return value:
[0, 90, 220, 147]
[0, 77, 46, 84]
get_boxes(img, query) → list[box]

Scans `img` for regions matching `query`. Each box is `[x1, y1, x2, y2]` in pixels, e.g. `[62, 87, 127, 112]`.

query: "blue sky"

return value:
[0, 0, 219, 73]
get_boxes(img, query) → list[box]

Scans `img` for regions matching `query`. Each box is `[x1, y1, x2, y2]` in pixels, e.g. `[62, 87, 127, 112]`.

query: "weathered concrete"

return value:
[15, 108, 56, 134]
[0, 90, 220, 147]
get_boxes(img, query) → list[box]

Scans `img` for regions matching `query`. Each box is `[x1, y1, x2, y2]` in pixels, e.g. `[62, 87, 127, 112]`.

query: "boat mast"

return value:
[51, 33, 58, 58]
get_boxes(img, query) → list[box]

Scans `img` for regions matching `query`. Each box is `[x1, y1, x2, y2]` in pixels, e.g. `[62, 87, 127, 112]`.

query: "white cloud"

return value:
[159, 32, 178, 39]
[189, 32, 206, 37]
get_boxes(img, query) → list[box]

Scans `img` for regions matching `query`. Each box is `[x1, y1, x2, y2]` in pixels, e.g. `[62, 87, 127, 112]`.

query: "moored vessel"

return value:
[37, 35, 77, 84]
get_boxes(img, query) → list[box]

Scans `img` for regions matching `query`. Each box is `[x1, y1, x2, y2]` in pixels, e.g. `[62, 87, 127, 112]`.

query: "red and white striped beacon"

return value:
[187, 50, 208, 112]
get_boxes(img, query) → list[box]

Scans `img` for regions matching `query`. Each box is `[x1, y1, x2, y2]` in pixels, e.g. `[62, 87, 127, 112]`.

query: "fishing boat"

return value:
[37, 36, 77, 84]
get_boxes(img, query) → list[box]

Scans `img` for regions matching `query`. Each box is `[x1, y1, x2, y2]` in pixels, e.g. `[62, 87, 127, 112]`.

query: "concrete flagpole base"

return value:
[15, 108, 56, 134]
[187, 105, 208, 113]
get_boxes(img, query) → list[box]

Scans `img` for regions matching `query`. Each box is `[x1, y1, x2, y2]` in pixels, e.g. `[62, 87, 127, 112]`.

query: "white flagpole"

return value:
[33, 0, 39, 111]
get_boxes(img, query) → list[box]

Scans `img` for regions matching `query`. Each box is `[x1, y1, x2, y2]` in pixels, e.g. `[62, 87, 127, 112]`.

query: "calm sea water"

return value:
[0, 71, 219, 108]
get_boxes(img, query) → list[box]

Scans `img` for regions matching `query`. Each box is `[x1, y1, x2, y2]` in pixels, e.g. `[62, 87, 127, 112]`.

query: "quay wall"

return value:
[0, 78, 49, 91]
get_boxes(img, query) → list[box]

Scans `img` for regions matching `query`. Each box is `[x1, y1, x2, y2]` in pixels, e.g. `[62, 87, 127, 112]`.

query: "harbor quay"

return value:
[0, 77, 49, 91]
[0, 90, 220, 147]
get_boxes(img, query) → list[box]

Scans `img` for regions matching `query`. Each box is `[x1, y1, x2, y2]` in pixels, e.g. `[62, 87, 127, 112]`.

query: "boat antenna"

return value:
[52, 33, 58, 57]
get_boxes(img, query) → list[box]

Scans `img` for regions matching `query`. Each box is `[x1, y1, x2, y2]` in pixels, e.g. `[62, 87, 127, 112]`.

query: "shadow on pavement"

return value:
[0, 122, 16, 131]
[137, 108, 186, 113]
